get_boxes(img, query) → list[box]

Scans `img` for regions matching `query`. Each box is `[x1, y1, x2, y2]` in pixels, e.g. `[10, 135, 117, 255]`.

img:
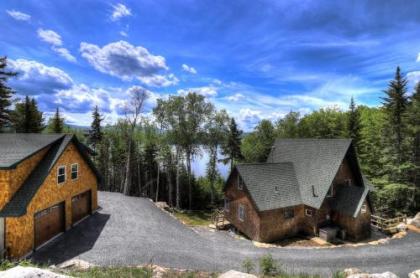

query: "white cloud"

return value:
[52, 47, 77, 62]
[227, 93, 244, 101]
[407, 71, 420, 84]
[182, 64, 197, 74]
[178, 86, 218, 97]
[417, 53, 420, 62]
[111, 3, 131, 21]
[80, 40, 177, 87]
[120, 31, 128, 37]
[37, 29, 62, 46]
[6, 10, 31, 21]
[8, 59, 73, 95]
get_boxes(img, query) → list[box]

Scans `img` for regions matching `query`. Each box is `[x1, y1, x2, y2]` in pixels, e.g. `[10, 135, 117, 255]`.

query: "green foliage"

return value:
[0, 56, 17, 132]
[259, 254, 281, 276]
[48, 107, 65, 133]
[68, 266, 152, 278]
[275, 111, 300, 138]
[88, 105, 104, 151]
[11, 96, 45, 133]
[242, 258, 255, 273]
[242, 119, 275, 163]
[298, 108, 347, 138]
[332, 271, 346, 278]
[347, 97, 362, 151]
[0, 259, 40, 271]
[220, 117, 244, 170]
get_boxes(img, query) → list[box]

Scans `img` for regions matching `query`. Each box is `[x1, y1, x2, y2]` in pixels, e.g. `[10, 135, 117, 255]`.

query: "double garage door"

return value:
[34, 191, 91, 249]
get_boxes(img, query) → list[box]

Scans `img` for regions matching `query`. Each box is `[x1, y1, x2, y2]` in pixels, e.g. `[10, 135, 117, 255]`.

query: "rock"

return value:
[344, 268, 363, 276]
[409, 212, 420, 228]
[396, 223, 407, 232]
[218, 270, 257, 278]
[0, 266, 72, 278]
[155, 202, 170, 211]
[58, 259, 95, 270]
[409, 269, 420, 278]
[346, 271, 399, 278]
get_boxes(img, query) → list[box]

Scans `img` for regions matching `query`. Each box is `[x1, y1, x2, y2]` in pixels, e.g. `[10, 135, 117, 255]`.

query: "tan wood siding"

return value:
[5, 142, 98, 258]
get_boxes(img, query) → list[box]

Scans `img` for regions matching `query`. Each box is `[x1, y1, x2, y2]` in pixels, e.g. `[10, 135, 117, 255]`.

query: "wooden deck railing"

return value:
[371, 214, 406, 233]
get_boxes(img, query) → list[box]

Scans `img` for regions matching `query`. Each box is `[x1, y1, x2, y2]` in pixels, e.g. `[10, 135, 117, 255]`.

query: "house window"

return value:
[361, 203, 367, 214]
[71, 163, 79, 180]
[345, 179, 352, 186]
[284, 208, 294, 219]
[326, 186, 334, 197]
[57, 166, 66, 184]
[305, 208, 313, 217]
[224, 198, 230, 212]
[238, 204, 245, 221]
[237, 175, 244, 190]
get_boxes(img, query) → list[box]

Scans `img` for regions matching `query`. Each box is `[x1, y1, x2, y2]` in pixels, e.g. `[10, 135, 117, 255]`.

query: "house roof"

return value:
[331, 184, 370, 218]
[228, 138, 371, 216]
[267, 138, 353, 209]
[0, 134, 100, 217]
[0, 134, 64, 169]
[236, 163, 301, 211]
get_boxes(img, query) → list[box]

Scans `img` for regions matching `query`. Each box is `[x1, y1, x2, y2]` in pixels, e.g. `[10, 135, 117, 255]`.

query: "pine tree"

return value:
[382, 66, 409, 180]
[0, 57, 17, 132]
[348, 97, 362, 151]
[221, 118, 244, 170]
[11, 96, 45, 133]
[88, 105, 104, 151]
[49, 107, 64, 133]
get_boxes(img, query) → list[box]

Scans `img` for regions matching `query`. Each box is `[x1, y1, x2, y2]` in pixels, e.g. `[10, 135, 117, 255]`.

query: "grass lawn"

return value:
[173, 210, 213, 226]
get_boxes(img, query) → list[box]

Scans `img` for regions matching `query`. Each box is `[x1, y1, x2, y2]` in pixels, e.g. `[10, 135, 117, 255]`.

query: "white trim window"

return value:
[238, 204, 245, 222]
[224, 198, 230, 212]
[361, 203, 367, 214]
[305, 208, 313, 217]
[71, 163, 79, 180]
[57, 166, 66, 184]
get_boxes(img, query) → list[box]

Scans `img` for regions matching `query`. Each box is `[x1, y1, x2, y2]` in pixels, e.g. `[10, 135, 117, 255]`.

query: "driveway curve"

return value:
[32, 192, 420, 276]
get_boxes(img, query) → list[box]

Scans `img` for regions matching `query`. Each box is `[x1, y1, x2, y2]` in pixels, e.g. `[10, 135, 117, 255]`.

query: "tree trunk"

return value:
[155, 163, 160, 202]
[123, 138, 132, 196]
[167, 165, 173, 207]
[186, 151, 192, 211]
[176, 146, 180, 209]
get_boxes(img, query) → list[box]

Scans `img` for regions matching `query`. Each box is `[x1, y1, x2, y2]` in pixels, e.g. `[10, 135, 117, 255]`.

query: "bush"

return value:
[259, 254, 280, 276]
[242, 258, 255, 273]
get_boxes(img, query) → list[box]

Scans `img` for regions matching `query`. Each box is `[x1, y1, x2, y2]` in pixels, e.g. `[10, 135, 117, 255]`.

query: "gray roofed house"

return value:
[224, 138, 373, 243]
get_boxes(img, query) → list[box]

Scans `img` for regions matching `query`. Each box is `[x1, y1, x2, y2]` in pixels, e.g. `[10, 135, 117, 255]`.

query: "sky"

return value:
[1, 0, 420, 132]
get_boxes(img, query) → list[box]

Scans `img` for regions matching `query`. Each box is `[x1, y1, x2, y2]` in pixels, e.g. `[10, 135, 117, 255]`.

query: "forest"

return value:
[1, 56, 419, 216]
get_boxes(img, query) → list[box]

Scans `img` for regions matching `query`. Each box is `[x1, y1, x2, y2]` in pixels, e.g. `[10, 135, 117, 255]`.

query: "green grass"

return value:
[0, 259, 41, 271]
[67, 266, 152, 278]
[173, 210, 212, 226]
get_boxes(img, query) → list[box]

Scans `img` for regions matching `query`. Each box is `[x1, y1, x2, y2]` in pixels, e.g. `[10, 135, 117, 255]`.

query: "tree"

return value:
[88, 105, 104, 152]
[0, 57, 17, 132]
[275, 111, 300, 138]
[122, 87, 148, 196]
[221, 118, 244, 170]
[298, 108, 347, 138]
[205, 109, 229, 205]
[382, 67, 409, 181]
[348, 97, 362, 151]
[49, 107, 64, 133]
[11, 96, 45, 133]
[241, 119, 275, 163]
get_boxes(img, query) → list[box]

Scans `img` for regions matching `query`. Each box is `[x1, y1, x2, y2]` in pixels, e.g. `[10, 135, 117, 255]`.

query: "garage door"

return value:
[72, 190, 91, 224]
[34, 203, 65, 249]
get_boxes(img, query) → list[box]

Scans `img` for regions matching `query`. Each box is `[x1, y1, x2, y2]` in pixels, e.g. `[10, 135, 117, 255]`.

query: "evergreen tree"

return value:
[221, 118, 244, 170]
[241, 119, 275, 163]
[88, 105, 104, 151]
[348, 97, 362, 151]
[49, 107, 64, 133]
[11, 96, 45, 133]
[407, 83, 420, 208]
[0, 57, 17, 132]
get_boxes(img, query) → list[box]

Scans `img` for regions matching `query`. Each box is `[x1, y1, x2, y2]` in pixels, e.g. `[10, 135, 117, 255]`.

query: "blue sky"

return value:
[1, 0, 420, 131]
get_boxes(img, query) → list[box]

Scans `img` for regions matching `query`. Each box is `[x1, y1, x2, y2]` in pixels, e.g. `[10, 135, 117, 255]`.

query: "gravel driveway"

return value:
[32, 192, 420, 276]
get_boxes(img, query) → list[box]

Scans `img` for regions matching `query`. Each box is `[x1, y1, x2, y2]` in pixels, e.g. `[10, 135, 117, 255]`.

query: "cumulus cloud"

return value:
[182, 64, 197, 74]
[227, 93, 245, 101]
[407, 71, 420, 85]
[80, 40, 177, 87]
[120, 31, 128, 37]
[417, 53, 420, 62]
[178, 86, 218, 97]
[6, 10, 31, 21]
[37, 29, 76, 62]
[8, 59, 73, 95]
[111, 3, 131, 21]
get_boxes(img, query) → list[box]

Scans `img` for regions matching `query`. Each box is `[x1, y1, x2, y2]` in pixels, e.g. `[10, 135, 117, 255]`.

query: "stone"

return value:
[218, 270, 257, 278]
[347, 271, 399, 278]
[58, 259, 95, 270]
[344, 268, 363, 276]
[409, 213, 420, 228]
[409, 269, 420, 278]
[0, 266, 72, 278]
[396, 223, 407, 232]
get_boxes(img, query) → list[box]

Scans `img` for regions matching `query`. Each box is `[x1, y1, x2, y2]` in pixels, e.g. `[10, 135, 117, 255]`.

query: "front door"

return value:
[0, 217, 4, 258]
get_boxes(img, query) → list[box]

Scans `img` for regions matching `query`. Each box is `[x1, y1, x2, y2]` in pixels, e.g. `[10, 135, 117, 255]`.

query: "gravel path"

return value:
[32, 192, 420, 276]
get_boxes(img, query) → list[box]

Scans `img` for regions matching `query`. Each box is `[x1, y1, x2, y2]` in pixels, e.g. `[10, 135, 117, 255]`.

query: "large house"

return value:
[0, 134, 100, 259]
[224, 139, 373, 243]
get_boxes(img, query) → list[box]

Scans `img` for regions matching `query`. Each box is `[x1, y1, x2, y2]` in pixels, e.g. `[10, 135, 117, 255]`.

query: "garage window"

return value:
[57, 166, 66, 184]
[71, 163, 79, 180]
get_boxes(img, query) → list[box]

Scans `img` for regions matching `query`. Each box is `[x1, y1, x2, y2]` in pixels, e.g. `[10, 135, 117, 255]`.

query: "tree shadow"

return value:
[31, 212, 110, 265]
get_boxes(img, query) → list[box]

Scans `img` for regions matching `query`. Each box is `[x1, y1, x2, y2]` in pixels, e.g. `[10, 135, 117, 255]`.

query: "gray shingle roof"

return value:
[0, 134, 101, 217]
[236, 163, 301, 211]
[267, 138, 352, 209]
[0, 134, 64, 168]
[332, 184, 370, 217]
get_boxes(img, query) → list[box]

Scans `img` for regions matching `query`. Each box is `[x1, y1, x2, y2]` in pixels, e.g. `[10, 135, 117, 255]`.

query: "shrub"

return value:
[242, 258, 255, 273]
[259, 254, 279, 276]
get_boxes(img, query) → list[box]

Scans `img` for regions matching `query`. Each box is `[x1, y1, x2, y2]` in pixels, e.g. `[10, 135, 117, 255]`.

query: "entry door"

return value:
[0, 217, 4, 258]
[34, 203, 65, 248]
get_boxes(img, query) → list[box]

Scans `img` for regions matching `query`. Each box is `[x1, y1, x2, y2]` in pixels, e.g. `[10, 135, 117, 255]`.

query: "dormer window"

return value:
[57, 166, 66, 184]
